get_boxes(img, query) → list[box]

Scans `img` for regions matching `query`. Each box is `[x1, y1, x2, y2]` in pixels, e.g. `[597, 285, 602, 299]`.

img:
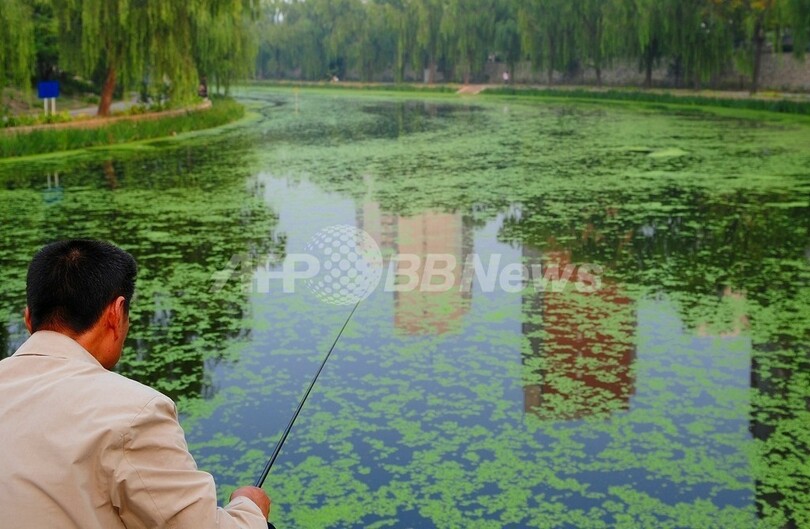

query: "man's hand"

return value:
[230, 486, 271, 520]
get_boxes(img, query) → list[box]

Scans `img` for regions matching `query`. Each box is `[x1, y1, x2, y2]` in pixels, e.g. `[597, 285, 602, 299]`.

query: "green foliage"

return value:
[193, 3, 259, 95]
[441, 0, 497, 83]
[518, 0, 577, 82]
[494, 1, 523, 72]
[32, 1, 59, 82]
[46, 0, 256, 112]
[1, 110, 71, 129]
[254, 0, 810, 91]
[789, 0, 810, 55]
[0, 0, 35, 96]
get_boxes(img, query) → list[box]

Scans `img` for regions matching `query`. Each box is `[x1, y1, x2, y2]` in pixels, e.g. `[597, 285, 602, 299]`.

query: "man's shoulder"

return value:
[5, 330, 175, 414]
[97, 369, 174, 412]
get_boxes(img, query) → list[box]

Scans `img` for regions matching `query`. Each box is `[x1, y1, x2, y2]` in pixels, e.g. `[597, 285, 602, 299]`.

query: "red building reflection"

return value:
[521, 246, 637, 420]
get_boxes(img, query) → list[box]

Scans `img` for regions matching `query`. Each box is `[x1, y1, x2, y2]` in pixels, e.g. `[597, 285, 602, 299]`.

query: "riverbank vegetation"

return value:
[0, 0, 255, 117]
[4, 1, 810, 129]
[485, 86, 810, 115]
[255, 0, 810, 93]
[0, 97, 244, 160]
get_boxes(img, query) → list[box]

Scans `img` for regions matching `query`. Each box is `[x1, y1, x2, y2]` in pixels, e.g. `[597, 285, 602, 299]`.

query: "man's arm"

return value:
[111, 395, 269, 529]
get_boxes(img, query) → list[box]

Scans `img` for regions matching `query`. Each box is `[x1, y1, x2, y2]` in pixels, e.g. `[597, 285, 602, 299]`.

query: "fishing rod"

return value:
[255, 300, 362, 527]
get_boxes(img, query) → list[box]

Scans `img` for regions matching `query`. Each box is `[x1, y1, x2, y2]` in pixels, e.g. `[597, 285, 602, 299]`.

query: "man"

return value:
[0, 240, 271, 529]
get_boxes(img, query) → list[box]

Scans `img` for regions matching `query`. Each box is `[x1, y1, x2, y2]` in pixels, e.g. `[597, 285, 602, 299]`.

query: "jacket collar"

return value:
[13, 330, 102, 367]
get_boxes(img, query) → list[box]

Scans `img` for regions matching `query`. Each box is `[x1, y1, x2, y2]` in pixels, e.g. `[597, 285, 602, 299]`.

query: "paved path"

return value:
[68, 99, 137, 117]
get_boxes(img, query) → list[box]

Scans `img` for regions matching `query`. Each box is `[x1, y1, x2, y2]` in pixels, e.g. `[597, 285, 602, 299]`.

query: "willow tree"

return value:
[194, 3, 259, 95]
[789, 0, 810, 53]
[336, 2, 397, 82]
[258, 0, 330, 80]
[391, 1, 417, 82]
[571, 0, 611, 84]
[664, 0, 734, 88]
[787, 0, 810, 52]
[732, 0, 789, 93]
[50, 0, 254, 115]
[518, 0, 577, 84]
[328, 0, 360, 76]
[623, 0, 674, 88]
[0, 0, 35, 99]
[442, 0, 496, 83]
[273, 0, 362, 80]
[412, 0, 446, 83]
[494, 0, 523, 80]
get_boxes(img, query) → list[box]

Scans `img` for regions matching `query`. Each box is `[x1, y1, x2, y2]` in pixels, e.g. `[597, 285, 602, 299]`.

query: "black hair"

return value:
[26, 240, 137, 334]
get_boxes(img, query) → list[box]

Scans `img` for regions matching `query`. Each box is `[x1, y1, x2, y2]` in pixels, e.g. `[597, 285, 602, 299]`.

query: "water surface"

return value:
[0, 87, 808, 529]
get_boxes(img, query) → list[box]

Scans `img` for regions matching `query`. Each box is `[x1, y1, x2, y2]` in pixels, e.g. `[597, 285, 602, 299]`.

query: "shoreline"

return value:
[1, 100, 212, 135]
[0, 98, 244, 159]
[247, 80, 810, 115]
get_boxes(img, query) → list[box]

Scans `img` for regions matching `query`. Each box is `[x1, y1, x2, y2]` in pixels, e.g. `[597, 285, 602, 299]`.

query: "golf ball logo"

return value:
[305, 225, 383, 305]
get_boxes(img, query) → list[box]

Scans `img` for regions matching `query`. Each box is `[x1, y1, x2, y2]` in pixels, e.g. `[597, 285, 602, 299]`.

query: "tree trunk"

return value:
[98, 64, 117, 117]
[673, 56, 683, 88]
[644, 46, 654, 89]
[751, 21, 765, 95]
[547, 36, 556, 85]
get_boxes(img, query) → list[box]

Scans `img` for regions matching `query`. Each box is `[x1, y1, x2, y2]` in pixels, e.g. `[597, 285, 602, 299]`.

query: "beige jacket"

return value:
[0, 331, 267, 529]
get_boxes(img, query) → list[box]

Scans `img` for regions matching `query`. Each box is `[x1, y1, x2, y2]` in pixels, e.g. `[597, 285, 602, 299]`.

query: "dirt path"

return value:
[457, 85, 496, 95]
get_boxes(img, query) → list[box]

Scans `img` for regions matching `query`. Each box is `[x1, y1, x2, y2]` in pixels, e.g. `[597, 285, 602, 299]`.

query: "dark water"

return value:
[0, 87, 808, 528]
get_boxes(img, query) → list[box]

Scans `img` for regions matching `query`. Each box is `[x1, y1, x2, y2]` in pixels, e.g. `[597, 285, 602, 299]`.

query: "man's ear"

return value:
[106, 296, 128, 338]
[24, 307, 33, 334]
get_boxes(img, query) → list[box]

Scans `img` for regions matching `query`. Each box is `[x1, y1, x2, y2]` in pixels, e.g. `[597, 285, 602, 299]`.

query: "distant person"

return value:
[331, 75, 340, 83]
[503, 70, 510, 84]
[198, 77, 209, 98]
[0, 239, 270, 529]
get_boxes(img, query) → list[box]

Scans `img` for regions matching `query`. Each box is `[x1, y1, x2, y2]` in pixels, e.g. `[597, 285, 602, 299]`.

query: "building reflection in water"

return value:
[359, 201, 472, 336]
[521, 245, 637, 420]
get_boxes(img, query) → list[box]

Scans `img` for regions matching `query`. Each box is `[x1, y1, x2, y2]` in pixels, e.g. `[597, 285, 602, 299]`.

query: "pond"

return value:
[0, 87, 808, 529]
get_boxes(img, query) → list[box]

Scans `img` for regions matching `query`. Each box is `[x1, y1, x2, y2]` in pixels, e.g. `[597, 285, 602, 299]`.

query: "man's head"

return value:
[25, 240, 137, 369]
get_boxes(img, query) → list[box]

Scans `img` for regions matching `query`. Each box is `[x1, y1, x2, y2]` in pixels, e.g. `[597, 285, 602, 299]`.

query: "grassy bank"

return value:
[246, 80, 458, 94]
[0, 97, 244, 159]
[252, 81, 810, 117]
[484, 86, 810, 115]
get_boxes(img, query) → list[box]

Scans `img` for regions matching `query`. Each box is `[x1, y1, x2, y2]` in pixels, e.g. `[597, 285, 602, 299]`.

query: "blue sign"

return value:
[37, 81, 60, 99]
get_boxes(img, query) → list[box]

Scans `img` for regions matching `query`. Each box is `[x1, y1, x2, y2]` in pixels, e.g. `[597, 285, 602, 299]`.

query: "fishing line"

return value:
[255, 299, 362, 489]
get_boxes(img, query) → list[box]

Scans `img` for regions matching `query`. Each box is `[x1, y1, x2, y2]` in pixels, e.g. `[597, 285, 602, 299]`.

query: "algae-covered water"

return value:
[0, 87, 808, 528]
